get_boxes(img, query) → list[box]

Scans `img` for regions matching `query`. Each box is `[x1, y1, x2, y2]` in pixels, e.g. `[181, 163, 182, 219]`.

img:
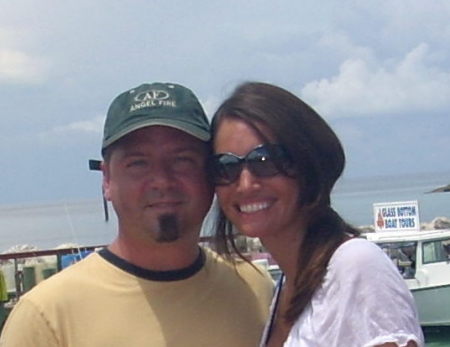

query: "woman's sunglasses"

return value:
[210, 144, 292, 185]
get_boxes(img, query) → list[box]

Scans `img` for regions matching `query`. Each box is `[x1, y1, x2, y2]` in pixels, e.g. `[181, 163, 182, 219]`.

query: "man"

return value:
[0, 82, 273, 346]
[398, 243, 416, 279]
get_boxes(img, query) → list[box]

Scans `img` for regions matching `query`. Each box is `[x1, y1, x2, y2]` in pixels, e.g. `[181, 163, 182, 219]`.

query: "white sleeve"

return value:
[285, 239, 424, 347]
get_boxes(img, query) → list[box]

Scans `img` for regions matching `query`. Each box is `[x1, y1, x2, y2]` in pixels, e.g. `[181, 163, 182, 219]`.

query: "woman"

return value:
[210, 82, 424, 347]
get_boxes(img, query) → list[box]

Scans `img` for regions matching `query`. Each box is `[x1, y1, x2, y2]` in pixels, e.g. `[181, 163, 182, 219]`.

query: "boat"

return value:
[365, 229, 450, 326]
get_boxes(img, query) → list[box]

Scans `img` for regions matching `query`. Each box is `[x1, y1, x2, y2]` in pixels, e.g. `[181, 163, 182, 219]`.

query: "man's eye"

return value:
[173, 157, 194, 166]
[175, 156, 194, 163]
[172, 156, 200, 170]
[127, 160, 148, 168]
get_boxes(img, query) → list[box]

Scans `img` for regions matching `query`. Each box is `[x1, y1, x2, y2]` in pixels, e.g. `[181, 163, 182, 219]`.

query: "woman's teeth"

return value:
[239, 202, 270, 213]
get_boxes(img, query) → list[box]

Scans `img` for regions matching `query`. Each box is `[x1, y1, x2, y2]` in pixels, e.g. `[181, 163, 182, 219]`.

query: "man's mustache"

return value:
[144, 190, 185, 206]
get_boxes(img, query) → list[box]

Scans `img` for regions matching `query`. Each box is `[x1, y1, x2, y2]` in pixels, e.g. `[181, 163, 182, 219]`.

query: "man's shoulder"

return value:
[202, 247, 274, 287]
[20, 252, 105, 302]
[202, 247, 251, 271]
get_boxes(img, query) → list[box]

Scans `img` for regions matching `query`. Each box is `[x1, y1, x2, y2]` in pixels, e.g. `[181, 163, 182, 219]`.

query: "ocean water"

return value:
[0, 171, 449, 252]
[332, 171, 450, 228]
[0, 199, 117, 251]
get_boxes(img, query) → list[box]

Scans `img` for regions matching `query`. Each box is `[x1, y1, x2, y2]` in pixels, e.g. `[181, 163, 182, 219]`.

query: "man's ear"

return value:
[101, 161, 112, 201]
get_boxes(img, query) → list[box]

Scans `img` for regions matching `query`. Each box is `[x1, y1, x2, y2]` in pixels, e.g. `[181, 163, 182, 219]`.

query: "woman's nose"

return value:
[236, 167, 260, 192]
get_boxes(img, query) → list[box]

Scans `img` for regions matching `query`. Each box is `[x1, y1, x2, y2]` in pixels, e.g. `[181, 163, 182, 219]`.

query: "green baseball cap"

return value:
[102, 82, 210, 151]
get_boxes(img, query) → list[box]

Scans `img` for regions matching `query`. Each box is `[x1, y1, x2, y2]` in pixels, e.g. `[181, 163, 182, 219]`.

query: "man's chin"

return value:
[153, 214, 180, 243]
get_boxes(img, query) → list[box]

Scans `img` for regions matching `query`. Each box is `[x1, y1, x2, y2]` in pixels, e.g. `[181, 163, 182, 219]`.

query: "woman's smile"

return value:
[238, 201, 271, 213]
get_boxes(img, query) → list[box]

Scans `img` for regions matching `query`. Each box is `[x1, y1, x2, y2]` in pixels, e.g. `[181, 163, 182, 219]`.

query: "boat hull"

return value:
[412, 284, 450, 326]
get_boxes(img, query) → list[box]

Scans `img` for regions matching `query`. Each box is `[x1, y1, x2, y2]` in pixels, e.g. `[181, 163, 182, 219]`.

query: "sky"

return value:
[1, 0, 450, 206]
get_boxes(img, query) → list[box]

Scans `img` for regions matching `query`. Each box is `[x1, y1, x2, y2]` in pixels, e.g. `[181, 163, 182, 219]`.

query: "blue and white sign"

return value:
[373, 200, 420, 232]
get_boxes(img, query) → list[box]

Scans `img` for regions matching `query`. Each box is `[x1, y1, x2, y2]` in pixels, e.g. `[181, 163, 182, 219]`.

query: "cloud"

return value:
[0, 27, 49, 84]
[37, 116, 104, 144]
[0, 48, 48, 84]
[301, 43, 450, 118]
[317, 31, 374, 62]
[49, 116, 104, 135]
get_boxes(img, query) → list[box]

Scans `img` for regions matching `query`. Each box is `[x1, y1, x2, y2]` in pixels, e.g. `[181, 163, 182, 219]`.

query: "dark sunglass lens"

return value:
[247, 146, 280, 177]
[212, 155, 242, 184]
[212, 144, 290, 184]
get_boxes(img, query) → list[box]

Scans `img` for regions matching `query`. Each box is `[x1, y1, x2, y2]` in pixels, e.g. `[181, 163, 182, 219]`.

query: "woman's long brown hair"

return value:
[211, 82, 360, 323]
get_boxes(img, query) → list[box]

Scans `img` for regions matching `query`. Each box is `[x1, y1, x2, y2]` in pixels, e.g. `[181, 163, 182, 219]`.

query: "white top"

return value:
[261, 238, 424, 347]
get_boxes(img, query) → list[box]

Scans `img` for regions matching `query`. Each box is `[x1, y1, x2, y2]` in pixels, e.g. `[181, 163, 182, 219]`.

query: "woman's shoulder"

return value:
[312, 239, 423, 347]
[318, 237, 416, 318]
[332, 237, 388, 265]
[327, 237, 400, 282]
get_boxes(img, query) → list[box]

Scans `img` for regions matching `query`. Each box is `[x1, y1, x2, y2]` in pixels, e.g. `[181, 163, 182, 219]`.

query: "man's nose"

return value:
[147, 163, 176, 188]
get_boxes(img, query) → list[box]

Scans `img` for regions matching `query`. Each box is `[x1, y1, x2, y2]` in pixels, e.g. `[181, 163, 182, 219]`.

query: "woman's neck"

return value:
[260, 230, 303, 282]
